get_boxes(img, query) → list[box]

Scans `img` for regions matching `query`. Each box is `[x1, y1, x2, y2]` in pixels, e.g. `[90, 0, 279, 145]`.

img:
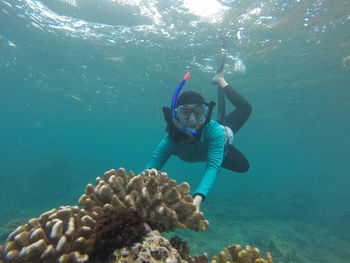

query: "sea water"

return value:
[0, 1, 349, 262]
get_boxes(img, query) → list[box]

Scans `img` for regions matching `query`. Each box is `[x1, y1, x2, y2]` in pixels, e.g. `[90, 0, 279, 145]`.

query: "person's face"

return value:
[175, 104, 208, 129]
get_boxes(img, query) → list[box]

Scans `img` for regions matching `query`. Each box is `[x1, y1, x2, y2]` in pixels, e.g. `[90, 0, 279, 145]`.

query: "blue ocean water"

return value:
[0, 0, 349, 262]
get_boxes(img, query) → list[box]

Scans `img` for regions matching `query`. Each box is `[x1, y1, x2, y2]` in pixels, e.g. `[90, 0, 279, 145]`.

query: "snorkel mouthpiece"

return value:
[170, 72, 200, 138]
[181, 126, 199, 137]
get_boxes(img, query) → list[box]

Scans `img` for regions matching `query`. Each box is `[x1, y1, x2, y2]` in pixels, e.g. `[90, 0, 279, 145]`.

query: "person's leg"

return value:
[217, 87, 226, 123]
[217, 85, 251, 173]
[219, 86, 252, 133]
[221, 144, 249, 173]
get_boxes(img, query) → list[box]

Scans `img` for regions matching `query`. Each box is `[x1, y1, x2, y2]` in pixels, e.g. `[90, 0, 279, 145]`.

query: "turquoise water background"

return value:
[0, 0, 349, 262]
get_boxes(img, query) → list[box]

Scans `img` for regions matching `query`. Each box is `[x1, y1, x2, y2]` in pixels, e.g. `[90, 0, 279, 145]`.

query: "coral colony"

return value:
[0, 168, 273, 263]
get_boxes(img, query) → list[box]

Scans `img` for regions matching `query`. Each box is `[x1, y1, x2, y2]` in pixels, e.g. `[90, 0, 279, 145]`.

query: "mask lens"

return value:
[176, 104, 208, 123]
[177, 105, 192, 119]
[192, 104, 207, 120]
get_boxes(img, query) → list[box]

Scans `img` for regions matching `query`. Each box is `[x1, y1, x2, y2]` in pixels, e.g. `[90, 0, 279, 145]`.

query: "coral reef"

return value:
[0, 168, 209, 262]
[188, 253, 209, 263]
[167, 236, 273, 263]
[0, 167, 274, 263]
[0, 245, 5, 263]
[90, 207, 146, 262]
[1, 218, 30, 244]
[170, 235, 191, 261]
[0, 205, 95, 263]
[112, 235, 274, 263]
[169, 236, 209, 263]
[79, 168, 208, 232]
[0, 205, 149, 263]
[210, 244, 273, 263]
[113, 229, 185, 263]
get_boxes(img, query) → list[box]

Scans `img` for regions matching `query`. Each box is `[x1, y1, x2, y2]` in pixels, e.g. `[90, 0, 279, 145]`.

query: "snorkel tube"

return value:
[171, 72, 191, 117]
[170, 72, 200, 138]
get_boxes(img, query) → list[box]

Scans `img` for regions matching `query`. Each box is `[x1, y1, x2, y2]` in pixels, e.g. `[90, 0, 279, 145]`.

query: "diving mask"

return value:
[175, 104, 209, 124]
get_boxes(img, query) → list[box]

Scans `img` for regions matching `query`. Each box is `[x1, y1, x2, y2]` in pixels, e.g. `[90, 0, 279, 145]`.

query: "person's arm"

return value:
[193, 122, 225, 200]
[145, 135, 176, 170]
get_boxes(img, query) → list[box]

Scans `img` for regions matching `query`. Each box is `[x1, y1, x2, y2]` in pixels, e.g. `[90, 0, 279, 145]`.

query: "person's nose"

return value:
[189, 112, 196, 122]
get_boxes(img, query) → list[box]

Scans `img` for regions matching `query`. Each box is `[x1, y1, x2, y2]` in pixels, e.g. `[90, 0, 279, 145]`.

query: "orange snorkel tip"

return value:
[184, 72, 191, 81]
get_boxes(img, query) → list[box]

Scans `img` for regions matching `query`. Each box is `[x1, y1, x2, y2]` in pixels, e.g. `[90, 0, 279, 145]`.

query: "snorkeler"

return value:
[145, 70, 252, 212]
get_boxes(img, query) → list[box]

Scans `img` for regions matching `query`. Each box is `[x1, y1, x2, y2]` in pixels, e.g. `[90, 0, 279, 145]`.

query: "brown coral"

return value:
[0, 167, 210, 262]
[0, 206, 95, 263]
[112, 235, 274, 263]
[114, 229, 186, 263]
[170, 235, 191, 261]
[188, 253, 209, 263]
[210, 244, 273, 263]
[0, 168, 274, 263]
[78, 168, 208, 232]
[167, 238, 273, 263]
[0, 205, 149, 263]
[90, 207, 147, 262]
[0, 245, 5, 263]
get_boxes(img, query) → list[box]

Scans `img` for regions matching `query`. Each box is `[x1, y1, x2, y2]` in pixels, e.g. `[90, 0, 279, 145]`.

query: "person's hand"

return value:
[193, 195, 203, 212]
[212, 71, 228, 88]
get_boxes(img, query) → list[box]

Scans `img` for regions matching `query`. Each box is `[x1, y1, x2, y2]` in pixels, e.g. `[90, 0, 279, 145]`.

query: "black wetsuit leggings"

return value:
[217, 85, 252, 173]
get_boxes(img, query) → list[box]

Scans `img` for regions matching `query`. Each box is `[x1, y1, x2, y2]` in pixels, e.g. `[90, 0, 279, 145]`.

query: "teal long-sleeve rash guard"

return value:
[145, 120, 225, 199]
